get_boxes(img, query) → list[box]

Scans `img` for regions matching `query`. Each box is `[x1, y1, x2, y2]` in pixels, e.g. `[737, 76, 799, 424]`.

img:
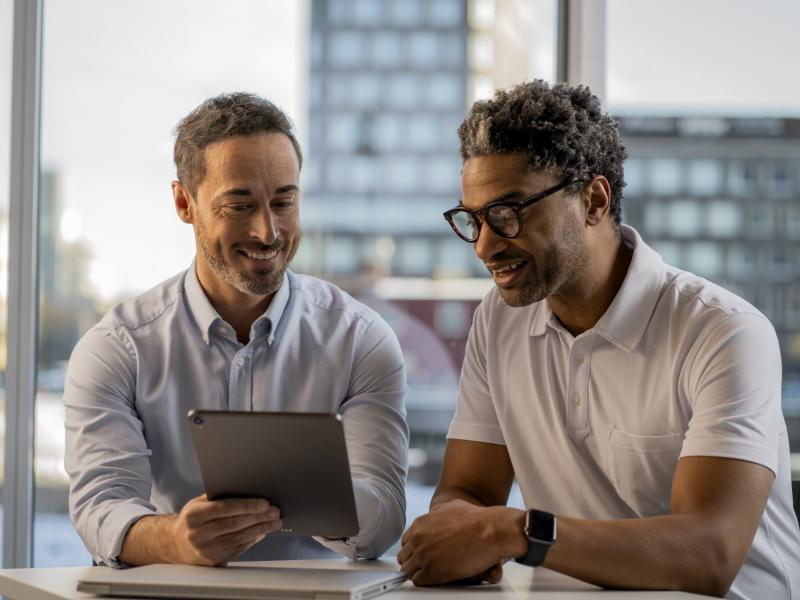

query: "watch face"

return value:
[529, 510, 556, 542]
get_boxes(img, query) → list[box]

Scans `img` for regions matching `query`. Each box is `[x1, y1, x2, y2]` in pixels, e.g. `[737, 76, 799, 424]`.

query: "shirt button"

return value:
[575, 353, 585, 364]
[573, 393, 582, 406]
[236, 358, 245, 367]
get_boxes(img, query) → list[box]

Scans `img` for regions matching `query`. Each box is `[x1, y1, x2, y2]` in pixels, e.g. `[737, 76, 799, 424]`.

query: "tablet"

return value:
[187, 410, 359, 538]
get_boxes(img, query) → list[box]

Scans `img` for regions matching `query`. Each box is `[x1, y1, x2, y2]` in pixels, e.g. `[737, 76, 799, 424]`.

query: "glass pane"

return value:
[309, 0, 549, 532]
[0, 0, 12, 563]
[609, 0, 800, 469]
[37, 0, 305, 567]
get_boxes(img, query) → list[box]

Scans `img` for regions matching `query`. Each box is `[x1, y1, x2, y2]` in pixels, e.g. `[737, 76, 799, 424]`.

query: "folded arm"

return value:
[400, 440, 772, 597]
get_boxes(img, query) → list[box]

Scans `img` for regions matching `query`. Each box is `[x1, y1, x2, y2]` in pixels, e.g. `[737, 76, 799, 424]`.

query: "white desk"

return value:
[0, 558, 712, 599]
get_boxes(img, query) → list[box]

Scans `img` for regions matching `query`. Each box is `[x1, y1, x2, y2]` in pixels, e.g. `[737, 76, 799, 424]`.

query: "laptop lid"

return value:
[77, 564, 407, 600]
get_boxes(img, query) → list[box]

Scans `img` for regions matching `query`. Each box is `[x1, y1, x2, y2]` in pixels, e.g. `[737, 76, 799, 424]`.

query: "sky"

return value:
[1, 0, 799, 301]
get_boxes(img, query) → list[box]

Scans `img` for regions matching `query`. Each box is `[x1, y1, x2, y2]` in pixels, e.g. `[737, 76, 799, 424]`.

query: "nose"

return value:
[474, 221, 507, 263]
[249, 204, 278, 245]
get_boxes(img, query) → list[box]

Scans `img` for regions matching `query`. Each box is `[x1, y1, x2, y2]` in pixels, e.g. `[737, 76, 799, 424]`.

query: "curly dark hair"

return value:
[174, 92, 302, 195]
[458, 80, 627, 226]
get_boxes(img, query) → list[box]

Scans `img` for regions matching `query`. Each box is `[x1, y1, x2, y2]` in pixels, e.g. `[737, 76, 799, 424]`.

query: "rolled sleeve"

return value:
[64, 324, 157, 566]
[680, 312, 783, 475]
[316, 316, 408, 559]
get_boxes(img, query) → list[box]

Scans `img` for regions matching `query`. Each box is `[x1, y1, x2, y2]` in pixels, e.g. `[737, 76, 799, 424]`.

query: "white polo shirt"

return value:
[449, 225, 800, 600]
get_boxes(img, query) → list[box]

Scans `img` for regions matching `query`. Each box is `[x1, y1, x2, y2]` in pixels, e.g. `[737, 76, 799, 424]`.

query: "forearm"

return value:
[543, 514, 734, 596]
[487, 509, 735, 597]
[431, 485, 491, 509]
[119, 514, 180, 566]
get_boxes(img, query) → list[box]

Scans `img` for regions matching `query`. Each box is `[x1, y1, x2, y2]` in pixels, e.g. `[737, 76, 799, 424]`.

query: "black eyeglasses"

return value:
[443, 178, 574, 243]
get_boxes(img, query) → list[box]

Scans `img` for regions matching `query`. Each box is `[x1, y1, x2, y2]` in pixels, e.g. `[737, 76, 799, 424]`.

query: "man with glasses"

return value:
[64, 93, 408, 567]
[398, 81, 799, 599]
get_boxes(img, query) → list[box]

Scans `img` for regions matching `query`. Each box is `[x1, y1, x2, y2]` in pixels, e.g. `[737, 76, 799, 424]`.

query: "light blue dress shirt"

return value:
[64, 264, 408, 566]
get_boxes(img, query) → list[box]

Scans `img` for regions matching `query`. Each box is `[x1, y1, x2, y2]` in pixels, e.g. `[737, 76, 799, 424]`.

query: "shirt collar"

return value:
[184, 261, 221, 342]
[527, 225, 664, 352]
[183, 261, 293, 345]
[593, 225, 664, 352]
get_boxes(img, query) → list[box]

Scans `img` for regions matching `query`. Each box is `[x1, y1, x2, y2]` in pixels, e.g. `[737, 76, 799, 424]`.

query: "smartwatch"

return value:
[515, 509, 557, 567]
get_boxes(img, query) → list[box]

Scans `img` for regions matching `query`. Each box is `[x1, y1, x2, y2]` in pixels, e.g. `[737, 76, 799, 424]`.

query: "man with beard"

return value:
[397, 81, 800, 599]
[65, 93, 408, 567]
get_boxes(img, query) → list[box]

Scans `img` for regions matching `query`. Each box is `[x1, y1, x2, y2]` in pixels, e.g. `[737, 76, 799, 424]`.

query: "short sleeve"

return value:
[447, 297, 505, 445]
[680, 311, 783, 475]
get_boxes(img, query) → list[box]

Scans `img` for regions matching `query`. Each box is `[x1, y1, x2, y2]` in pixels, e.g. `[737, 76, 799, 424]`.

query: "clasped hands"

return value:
[398, 499, 523, 586]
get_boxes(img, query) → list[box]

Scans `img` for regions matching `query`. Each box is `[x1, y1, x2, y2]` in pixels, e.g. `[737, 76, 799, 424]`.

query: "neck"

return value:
[195, 262, 274, 344]
[547, 228, 633, 337]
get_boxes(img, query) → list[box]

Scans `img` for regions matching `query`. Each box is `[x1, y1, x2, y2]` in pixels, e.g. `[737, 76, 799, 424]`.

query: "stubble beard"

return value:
[195, 217, 301, 297]
[497, 223, 586, 308]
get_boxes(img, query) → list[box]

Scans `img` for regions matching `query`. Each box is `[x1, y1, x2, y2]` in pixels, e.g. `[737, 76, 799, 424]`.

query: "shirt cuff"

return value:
[93, 501, 157, 567]
[314, 478, 385, 560]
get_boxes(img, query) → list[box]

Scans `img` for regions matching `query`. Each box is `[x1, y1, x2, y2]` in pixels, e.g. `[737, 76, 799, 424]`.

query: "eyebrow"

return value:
[459, 190, 525, 209]
[215, 184, 300, 201]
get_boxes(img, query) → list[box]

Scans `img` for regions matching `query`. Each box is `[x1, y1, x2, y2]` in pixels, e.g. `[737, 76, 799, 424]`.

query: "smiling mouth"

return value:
[238, 248, 279, 261]
[489, 260, 529, 288]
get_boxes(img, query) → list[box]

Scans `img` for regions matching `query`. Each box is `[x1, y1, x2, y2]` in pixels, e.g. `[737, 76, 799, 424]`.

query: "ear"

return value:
[583, 176, 612, 226]
[172, 180, 195, 225]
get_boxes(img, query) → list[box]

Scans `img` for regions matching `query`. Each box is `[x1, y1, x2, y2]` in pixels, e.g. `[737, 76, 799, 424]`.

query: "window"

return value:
[649, 158, 683, 197]
[666, 201, 702, 238]
[687, 159, 722, 197]
[37, 0, 306, 566]
[372, 32, 402, 67]
[330, 32, 364, 67]
[706, 201, 742, 238]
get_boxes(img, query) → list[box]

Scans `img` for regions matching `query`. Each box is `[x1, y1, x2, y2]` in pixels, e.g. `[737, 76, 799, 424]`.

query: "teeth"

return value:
[243, 249, 278, 260]
[493, 261, 524, 275]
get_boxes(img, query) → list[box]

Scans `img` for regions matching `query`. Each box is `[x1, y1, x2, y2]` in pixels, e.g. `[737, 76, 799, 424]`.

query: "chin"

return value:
[498, 283, 547, 308]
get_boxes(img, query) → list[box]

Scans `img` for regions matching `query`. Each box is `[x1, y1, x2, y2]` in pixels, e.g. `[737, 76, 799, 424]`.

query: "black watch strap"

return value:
[515, 509, 556, 567]
[514, 537, 550, 567]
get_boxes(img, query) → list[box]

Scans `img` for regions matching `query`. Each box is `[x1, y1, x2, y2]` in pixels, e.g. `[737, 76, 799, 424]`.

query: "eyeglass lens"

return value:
[451, 205, 519, 241]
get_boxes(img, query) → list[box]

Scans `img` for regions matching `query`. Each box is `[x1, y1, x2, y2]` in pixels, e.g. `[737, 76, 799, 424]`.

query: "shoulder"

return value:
[288, 272, 381, 326]
[660, 264, 772, 335]
[656, 265, 779, 378]
[88, 270, 187, 342]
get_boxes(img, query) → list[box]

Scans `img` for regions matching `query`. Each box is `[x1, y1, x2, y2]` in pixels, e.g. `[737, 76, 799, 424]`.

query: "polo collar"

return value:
[592, 225, 664, 352]
[527, 225, 664, 353]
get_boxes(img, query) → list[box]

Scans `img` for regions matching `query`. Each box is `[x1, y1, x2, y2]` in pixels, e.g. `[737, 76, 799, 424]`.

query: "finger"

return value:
[217, 518, 283, 548]
[400, 526, 413, 546]
[186, 497, 273, 525]
[398, 552, 420, 579]
[484, 564, 503, 584]
[396, 543, 412, 565]
[203, 509, 281, 538]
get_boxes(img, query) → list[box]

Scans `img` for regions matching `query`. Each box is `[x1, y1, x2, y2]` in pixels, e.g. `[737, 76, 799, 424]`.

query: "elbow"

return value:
[681, 535, 743, 598]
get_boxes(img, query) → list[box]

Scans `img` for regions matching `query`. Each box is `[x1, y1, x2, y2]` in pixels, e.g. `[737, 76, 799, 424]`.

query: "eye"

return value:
[271, 198, 296, 210]
[222, 203, 254, 216]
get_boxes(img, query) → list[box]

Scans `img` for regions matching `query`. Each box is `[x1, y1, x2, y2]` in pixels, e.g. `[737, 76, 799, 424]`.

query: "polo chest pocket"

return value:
[608, 429, 683, 517]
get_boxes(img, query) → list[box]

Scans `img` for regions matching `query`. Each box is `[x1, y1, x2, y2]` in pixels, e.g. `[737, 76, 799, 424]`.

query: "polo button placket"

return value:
[566, 339, 592, 444]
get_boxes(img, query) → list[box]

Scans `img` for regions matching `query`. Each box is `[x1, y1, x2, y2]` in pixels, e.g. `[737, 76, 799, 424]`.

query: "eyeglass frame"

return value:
[443, 177, 576, 243]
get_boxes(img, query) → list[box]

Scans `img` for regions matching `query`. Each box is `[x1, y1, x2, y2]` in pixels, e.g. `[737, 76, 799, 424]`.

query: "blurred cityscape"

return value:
[0, 0, 798, 567]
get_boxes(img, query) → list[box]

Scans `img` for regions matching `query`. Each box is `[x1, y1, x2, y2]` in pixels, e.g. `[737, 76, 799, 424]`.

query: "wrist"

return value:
[484, 507, 529, 561]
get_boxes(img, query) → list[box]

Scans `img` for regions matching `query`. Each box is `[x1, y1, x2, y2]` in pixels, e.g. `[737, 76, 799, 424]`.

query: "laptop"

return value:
[77, 564, 407, 600]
